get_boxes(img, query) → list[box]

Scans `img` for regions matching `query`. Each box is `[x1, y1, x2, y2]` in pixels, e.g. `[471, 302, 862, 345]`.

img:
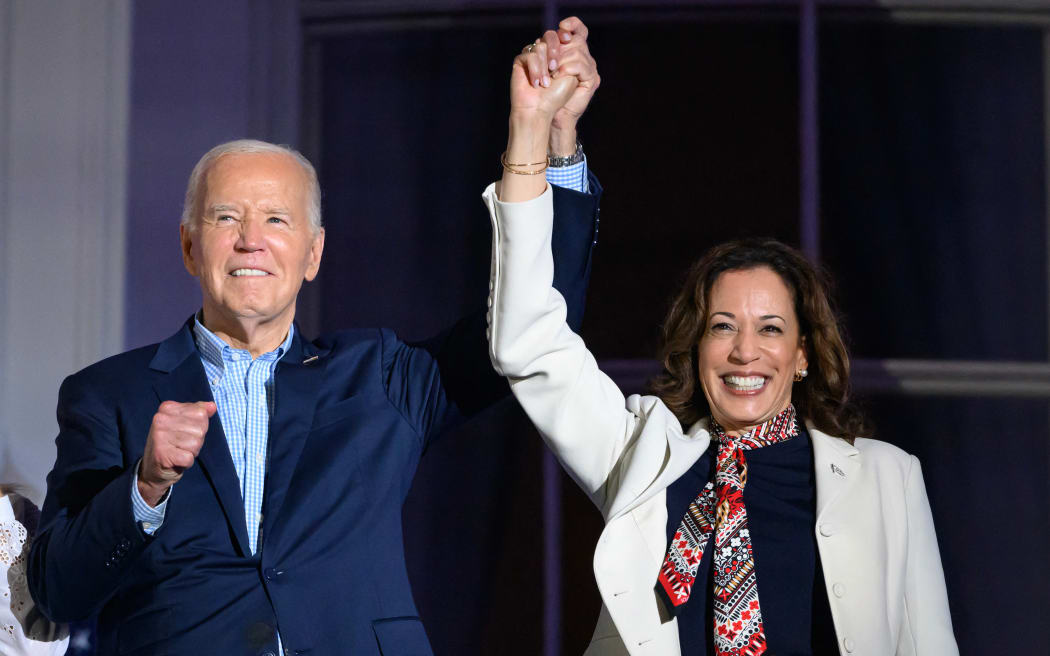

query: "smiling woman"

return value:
[486, 190, 960, 651]
[651, 239, 868, 441]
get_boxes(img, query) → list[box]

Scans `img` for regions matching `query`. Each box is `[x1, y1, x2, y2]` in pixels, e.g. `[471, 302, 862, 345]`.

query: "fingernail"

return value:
[534, 78, 540, 88]
[561, 32, 571, 42]
[549, 59, 557, 71]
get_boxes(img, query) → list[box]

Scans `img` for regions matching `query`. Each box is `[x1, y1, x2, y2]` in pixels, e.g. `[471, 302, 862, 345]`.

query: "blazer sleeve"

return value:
[484, 182, 640, 510]
[381, 176, 602, 445]
[902, 456, 960, 655]
[28, 373, 150, 622]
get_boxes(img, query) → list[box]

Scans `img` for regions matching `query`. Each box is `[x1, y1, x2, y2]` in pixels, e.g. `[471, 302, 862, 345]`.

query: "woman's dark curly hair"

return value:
[648, 239, 870, 441]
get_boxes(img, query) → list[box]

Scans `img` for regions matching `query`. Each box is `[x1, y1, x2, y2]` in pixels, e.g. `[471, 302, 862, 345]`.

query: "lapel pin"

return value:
[303, 355, 319, 364]
[831, 463, 846, 478]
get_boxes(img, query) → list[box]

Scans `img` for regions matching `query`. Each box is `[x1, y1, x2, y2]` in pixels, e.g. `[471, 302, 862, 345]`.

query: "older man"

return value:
[29, 20, 600, 655]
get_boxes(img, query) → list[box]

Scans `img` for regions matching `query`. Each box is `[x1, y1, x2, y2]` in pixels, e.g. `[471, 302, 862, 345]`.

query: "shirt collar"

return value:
[192, 312, 295, 370]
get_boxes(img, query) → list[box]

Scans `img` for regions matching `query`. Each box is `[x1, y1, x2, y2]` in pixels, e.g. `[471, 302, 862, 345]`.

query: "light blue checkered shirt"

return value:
[546, 156, 588, 194]
[131, 318, 293, 558]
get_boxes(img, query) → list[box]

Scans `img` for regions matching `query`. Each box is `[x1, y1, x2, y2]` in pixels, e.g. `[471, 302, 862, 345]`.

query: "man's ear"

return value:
[180, 223, 199, 276]
[304, 227, 325, 282]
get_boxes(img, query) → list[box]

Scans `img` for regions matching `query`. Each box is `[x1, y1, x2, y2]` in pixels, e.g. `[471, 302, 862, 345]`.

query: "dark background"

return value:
[108, 2, 1050, 655]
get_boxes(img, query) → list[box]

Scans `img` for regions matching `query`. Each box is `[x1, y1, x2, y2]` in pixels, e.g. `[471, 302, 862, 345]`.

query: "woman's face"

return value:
[697, 266, 808, 435]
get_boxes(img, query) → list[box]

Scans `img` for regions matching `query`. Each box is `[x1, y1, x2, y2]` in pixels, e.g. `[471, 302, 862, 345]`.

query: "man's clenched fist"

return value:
[137, 400, 216, 507]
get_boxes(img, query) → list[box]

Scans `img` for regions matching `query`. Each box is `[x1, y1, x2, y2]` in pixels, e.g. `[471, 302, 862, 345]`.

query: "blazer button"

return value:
[832, 583, 846, 598]
[818, 523, 834, 537]
[843, 637, 856, 653]
[263, 567, 277, 581]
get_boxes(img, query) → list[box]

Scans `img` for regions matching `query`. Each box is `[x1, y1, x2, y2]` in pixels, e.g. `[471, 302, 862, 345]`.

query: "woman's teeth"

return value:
[723, 375, 766, 391]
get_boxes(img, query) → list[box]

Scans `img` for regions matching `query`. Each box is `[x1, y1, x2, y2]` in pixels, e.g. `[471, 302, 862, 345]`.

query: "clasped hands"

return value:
[504, 17, 599, 201]
[512, 17, 599, 155]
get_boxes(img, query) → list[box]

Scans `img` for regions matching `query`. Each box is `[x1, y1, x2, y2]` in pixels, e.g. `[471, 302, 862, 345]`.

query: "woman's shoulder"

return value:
[852, 436, 920, 477]
[809, 427, 918, 475]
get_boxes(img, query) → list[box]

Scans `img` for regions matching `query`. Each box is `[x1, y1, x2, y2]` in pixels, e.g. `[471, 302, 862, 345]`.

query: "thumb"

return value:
[199, 401, 218, 417]
[545, 74, 579, 112]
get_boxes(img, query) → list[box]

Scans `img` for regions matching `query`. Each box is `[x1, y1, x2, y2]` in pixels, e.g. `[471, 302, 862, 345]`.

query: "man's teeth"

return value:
[231, 269, 267, 277]
[723, 375, 766, 390]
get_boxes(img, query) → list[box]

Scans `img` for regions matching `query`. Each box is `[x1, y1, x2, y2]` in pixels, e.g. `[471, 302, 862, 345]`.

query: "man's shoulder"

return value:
[309, 327, 411, 355]
[64, 342, 162, 388]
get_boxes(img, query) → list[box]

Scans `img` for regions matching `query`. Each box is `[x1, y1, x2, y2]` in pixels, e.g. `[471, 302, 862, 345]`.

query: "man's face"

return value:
[180, 152, 324, 331]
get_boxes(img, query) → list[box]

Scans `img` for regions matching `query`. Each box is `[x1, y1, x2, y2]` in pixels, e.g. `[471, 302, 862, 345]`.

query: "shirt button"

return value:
[255, 453, 264, 465]
[257, 512, 264, 523]
[142, 522, 152, 530]
[832, 583, 846, 598]
[843, 637, 856, 652]
[819, 523, 834, 537]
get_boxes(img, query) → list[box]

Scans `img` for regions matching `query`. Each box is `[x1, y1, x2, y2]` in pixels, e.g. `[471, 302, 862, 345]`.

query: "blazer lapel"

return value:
[150, 321, 252, 556]
[809, 424, 862, 521]
[262, 332, 328, 545]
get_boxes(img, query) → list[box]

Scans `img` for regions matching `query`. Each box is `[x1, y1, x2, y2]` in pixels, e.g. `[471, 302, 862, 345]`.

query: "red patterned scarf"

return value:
[656, 404, 800, 655]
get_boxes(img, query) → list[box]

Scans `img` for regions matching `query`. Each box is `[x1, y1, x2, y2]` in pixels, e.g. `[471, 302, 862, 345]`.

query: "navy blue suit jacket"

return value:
[29, 178, 601, 656]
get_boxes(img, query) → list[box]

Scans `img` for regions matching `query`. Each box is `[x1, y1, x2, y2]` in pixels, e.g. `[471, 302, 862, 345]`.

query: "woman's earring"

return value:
[794, 369, 808, 382]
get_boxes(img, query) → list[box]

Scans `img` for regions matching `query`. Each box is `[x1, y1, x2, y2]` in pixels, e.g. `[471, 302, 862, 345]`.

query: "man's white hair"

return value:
[181, 139, 322, 233]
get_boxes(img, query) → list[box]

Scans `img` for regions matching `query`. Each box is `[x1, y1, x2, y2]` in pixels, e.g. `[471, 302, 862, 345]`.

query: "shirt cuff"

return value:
[131, 459, 169, 535]
[546, 155, 589, 194]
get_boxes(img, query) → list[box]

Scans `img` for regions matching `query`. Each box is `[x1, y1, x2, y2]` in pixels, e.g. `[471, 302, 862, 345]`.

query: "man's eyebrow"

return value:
[207, 203, 240, 213]
[259, 206, 291, 215]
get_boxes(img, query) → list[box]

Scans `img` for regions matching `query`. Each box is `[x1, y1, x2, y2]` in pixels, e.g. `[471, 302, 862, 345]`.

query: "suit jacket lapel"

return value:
[809, 424, 862, 521]
[262, 332, 327, 546]
[150, 321, 252, 556]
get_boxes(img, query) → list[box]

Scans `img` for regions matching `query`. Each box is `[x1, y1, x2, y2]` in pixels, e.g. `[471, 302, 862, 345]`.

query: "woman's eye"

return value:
[711, 322, 734, 332]
[761, 325, 783, 334]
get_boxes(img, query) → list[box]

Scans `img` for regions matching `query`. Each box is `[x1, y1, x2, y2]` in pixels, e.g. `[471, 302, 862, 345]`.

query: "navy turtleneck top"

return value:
[662, 427, 839, 655]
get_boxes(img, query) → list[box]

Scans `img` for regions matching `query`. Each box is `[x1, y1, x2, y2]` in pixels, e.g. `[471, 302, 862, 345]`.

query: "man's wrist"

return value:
[136, 465, 169, 507]
[548, 123, 577, 158]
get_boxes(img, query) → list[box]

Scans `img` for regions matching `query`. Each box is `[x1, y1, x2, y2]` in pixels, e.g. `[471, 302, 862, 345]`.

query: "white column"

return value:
[0, 1, 130, 503]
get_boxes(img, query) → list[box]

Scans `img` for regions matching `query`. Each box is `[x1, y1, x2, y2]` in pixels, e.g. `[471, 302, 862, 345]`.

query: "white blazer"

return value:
[483, 184, 959, 656]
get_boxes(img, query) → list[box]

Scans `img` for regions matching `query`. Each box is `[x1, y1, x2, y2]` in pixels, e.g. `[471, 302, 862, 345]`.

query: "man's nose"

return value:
[235, 217, 265, 251]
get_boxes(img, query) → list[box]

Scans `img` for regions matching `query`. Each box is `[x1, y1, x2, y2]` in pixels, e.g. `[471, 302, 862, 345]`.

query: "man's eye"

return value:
[216, 215, 234, 223]
[267, 216, 286, 224]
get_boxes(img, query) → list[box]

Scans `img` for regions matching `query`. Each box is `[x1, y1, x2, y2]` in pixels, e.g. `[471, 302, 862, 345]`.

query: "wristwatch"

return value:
[548, 140, 584, 167]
